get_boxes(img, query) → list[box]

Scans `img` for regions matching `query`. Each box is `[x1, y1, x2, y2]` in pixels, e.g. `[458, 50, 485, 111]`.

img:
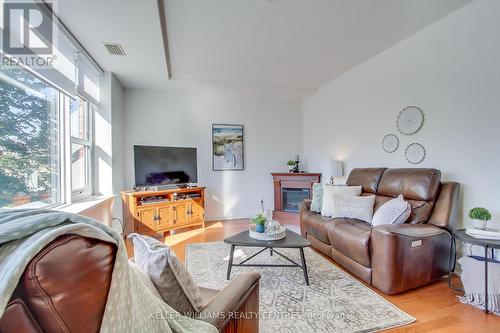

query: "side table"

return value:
[449, 229, 500, 314]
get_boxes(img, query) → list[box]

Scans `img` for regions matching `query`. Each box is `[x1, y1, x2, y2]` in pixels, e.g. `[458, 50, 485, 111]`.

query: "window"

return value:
[0, 67, 61, 208]
[68, 96, 92, 199]
[0, 66, 94, 208]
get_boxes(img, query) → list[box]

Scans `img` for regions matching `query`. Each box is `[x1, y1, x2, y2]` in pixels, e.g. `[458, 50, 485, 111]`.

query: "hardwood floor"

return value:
[126, 212, 500, 332]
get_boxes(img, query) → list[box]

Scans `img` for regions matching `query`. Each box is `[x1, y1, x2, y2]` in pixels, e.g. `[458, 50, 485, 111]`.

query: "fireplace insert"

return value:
[282, 188, 310, 213]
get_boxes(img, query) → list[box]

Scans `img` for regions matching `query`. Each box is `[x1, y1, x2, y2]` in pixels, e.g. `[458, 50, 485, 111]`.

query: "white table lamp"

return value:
[329, 160, 343, 185]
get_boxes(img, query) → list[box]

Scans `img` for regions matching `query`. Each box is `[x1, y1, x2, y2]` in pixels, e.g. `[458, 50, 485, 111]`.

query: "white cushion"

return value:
[371, 195, 411, 226]
[321, 185, 362, 217]
[332, 194, 376, 222]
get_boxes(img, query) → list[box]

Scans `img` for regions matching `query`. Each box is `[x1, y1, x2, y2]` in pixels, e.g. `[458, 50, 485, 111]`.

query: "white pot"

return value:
[470, 219, 487, 230]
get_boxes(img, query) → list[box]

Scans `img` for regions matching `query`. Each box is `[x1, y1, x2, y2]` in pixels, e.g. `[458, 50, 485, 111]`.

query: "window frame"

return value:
[67, 95, 94, 202]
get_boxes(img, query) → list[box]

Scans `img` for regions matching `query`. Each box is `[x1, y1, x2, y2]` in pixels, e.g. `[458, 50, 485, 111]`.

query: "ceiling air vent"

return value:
[103, 42, 126, 56]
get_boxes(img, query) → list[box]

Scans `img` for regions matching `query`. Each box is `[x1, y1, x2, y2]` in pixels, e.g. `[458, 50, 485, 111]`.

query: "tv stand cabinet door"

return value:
[190, 200, 203, 222]
[173, 203, 188, 226]
[158, 206, 174, 230]
[136, 207, 157, 232]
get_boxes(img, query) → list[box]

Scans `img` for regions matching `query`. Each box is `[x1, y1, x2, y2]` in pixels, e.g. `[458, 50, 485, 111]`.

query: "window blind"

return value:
[0, 0, 102, 104]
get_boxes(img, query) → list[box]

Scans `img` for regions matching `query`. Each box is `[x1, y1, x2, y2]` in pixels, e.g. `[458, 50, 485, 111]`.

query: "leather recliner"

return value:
[0, 235, 260, 332]
[300, 168, 460, 294]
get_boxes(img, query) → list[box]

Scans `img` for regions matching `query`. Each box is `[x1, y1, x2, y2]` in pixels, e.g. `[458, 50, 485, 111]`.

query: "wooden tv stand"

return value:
[121, 187, 205, 237]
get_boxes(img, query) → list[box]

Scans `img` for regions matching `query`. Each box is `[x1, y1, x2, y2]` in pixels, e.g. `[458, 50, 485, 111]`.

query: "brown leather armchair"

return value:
[0, 235, 259, 332]
[300, 168, 460, 294]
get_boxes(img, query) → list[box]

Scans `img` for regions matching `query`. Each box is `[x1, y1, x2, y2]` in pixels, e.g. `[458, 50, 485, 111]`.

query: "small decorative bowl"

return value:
[267, 219, 281, 233]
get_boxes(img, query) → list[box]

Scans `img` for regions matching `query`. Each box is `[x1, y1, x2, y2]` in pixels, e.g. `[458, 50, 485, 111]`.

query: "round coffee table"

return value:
[224, 229, 311, 285]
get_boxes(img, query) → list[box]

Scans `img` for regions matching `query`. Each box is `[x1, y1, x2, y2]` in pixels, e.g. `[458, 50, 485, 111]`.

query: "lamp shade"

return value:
[330, 160, 343, 177]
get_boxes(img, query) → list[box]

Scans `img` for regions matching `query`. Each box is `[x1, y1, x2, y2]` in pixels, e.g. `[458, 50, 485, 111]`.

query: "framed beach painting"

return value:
[212, 124, 244, 171]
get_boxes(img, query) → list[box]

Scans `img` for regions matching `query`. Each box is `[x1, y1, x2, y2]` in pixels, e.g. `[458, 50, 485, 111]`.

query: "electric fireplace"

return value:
[271, 173, 321, 213]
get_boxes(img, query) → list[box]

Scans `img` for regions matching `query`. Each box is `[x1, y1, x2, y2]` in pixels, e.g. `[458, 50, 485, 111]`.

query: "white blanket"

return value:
[0, 209, 217, 332]
[458, 255, 500, 315]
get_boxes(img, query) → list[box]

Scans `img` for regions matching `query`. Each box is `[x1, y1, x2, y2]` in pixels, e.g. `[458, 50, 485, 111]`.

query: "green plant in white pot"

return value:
[286, 160, 297, 172]
[468, 207, 491, 230]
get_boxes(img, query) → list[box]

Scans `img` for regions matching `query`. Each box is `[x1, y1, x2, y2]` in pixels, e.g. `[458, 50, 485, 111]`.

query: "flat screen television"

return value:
[134, 145, 198, 187]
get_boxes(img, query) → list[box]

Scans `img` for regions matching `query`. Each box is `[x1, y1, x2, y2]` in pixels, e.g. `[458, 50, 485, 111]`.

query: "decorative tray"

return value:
[249, 225, 286, 241]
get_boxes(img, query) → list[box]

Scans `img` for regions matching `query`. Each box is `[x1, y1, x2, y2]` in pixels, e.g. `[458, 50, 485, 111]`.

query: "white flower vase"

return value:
[470, 219, 487, 230]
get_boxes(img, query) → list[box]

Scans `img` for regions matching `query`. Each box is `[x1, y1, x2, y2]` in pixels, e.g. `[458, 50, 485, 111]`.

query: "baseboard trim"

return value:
[205, 210, 261, 222]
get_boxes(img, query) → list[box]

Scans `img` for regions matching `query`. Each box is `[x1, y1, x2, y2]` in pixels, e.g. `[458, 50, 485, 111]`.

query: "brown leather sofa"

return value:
[300, 168, 460, 294]
[0, 235, 259, 333]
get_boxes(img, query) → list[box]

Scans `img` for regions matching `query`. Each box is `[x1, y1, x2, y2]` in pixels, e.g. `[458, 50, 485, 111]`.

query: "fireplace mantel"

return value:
[271, 173, 321, 212]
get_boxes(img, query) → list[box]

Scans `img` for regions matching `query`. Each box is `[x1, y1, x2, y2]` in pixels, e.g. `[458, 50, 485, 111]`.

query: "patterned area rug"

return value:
[186, 241, 415, 333]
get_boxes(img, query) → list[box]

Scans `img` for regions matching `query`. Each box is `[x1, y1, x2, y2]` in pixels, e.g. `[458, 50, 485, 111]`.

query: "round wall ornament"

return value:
[405, 143, 426, 164]
[397, 106, 424, 135]
[382, 134, 399, 153]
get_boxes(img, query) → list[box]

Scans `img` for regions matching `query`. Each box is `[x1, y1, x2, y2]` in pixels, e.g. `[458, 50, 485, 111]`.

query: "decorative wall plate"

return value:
[382, 134, 399, 153]
[397, 106, 424, 135]
[405, 143, 426, 164]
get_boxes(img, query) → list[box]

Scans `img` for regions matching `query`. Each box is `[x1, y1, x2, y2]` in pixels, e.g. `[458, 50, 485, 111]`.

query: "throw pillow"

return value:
[128, 233, 204, 315]
[371, 194, 411, 226]
[310, 183, 323, 213]
[332, 194, 376, 222]
[321, 185, 362, 217]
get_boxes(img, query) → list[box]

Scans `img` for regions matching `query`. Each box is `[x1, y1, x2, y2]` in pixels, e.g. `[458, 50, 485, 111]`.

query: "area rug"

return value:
[185, 241, 415, 333]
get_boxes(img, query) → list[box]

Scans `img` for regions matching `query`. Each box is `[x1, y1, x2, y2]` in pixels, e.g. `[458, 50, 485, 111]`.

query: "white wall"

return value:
[303, 0, 500, 228]
[111, 74, 125, 220]
[98, 72, 125, 223]
[123, 88, 302, 220]
[95, 72, 114, 197]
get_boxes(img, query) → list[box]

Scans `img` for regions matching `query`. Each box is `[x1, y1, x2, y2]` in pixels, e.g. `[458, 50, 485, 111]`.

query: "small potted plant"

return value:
[286, 160, 297, 173]
[251, 213, 267, 233]
[468, 207, 491, 230]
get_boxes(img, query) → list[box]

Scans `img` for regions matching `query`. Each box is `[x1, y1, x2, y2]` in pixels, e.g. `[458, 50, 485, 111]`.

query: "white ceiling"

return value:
[56, 0, 168, 90]
[57, 0, 470, 99]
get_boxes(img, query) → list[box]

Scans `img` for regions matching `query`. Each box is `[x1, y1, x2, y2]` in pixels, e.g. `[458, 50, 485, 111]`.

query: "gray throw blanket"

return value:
[0, 209, 217, 332]
[458, 255, 500, 315]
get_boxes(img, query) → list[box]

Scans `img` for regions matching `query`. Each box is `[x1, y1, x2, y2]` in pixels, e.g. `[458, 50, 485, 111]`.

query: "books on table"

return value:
[466, 226, 500, 240]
